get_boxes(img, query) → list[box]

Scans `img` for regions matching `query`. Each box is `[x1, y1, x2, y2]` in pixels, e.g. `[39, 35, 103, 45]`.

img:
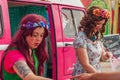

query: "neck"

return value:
[29, 48, 32, 56]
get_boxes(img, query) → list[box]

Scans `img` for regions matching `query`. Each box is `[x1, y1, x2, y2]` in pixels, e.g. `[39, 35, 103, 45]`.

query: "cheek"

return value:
[94, 27, 99, 30]
[96, 25, 102, 30]
[98, 24, 103, 28]
[26, 36, 34, 47]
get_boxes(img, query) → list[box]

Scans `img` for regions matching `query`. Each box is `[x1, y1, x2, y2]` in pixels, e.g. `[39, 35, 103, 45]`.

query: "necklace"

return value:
[90, 35, 97, 45]
[90, 35, 96, 42]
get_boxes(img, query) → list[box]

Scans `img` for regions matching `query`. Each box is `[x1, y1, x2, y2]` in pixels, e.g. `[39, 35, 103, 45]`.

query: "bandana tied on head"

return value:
[22, 21, 49, 29]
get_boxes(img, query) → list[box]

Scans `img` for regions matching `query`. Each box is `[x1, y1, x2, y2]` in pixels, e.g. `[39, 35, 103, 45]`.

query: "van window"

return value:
[61, 9, 84, 38]
[0, 6, 3, 38]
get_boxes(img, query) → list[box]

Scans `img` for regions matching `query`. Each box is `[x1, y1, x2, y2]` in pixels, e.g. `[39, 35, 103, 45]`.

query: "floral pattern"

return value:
[72, 31, 102, 76]
[22, 21, 48, 29]
[93, 8, 110, 19]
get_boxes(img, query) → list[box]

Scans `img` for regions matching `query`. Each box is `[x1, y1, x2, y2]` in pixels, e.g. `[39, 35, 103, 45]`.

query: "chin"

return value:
[95, 30, 98, 33]
[33, 46, 38, 49]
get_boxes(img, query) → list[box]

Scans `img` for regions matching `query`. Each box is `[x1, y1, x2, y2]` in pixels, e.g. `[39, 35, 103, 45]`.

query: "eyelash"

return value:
[32, 34, 44, 38]
[40, 34, 44, 37]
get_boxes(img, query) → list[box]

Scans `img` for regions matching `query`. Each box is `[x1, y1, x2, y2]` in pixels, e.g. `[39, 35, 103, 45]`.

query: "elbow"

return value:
[82, 64, 90, 70]
[82, 63, 97, 73]
[23, 73, 35, 80]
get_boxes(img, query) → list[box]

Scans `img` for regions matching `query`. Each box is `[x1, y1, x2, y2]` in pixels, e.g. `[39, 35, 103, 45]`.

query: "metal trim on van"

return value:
[57, 42, 73, 47]
[0, 44, 8, 50]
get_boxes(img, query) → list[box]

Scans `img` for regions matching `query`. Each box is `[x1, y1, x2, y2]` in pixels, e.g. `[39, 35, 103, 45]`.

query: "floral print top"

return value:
[72, 31, 102, 76]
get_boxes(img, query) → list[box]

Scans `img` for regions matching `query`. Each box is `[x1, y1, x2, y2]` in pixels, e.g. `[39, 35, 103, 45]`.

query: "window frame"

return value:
[0, 5, 4, 38]
[61, 8, 85, 38]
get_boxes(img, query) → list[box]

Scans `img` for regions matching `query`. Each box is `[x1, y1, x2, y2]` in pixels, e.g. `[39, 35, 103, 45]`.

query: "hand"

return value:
[105, 51, 113, 60]
[70, 73, 93, 80]
[102, 50, 113, 61]
[39, 77, 52, 80]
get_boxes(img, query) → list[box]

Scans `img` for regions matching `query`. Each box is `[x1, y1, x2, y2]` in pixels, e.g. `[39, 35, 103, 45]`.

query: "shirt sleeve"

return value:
[73, 32, 87, 48]
[3, 50, 26, 73]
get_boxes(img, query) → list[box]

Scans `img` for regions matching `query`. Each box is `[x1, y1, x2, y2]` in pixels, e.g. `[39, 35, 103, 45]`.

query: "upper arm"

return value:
[13, 60, 35, 79]
[75, 47, 89, 66]
[75, 47, 97, 73]
[73, 32, 89, 65]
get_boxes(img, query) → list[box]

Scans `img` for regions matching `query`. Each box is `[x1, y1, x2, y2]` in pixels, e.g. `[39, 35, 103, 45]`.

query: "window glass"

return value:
[72, 10, 84, 32]
[62, 9, 76, 38]
[61, 9, 84, 38]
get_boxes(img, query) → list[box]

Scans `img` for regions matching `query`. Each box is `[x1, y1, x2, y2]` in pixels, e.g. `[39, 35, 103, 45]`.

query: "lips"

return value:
[34, 43, 40, 47]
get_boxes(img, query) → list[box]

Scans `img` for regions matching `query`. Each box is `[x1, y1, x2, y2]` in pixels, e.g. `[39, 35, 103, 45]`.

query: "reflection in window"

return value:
[61, 9, 84, 38]
[62, 9, 76, 38]
[0, 6, 3, 38]
[72, 10, 84, 32]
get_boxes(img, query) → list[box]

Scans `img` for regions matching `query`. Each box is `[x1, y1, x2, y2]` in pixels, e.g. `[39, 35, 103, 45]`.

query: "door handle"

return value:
[64, 42, 73, 46]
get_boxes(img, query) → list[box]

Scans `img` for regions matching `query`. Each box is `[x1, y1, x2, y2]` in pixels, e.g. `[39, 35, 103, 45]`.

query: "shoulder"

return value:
[77, 31, 86, 38]
[5, 50, 24, 57]
[74, 31, 87, 41]
[4, 50, 26, 61]
[73, 31, 87, 48]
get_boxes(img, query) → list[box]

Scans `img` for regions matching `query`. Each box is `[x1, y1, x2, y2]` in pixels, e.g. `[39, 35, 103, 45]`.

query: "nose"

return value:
[36, 36, 42, 42]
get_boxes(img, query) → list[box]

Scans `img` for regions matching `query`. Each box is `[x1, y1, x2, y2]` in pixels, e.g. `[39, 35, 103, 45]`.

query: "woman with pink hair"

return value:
[0, 14, 52, 80]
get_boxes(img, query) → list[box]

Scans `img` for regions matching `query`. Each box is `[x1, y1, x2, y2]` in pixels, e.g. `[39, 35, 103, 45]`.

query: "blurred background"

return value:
[80, 0, 120, 35]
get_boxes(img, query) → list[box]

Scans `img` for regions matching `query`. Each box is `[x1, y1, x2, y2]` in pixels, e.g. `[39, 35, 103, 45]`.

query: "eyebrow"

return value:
[32, 32, 44, 35]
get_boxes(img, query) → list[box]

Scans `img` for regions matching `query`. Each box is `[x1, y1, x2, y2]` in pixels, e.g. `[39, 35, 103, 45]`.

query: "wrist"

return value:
[90, 73, 97, 80]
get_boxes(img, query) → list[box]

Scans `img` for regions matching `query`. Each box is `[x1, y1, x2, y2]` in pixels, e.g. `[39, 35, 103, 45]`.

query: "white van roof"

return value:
[8, 0, 84, 7]
[49, 0, 84, 7]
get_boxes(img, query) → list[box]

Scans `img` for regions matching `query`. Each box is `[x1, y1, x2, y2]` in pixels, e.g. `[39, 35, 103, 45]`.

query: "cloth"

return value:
[4, 50, 26, 73]
[3, 50, 26, 80]
[2, 49, 39, 80]
[32, 49, 39, 75]
[72, 31, 102, 76]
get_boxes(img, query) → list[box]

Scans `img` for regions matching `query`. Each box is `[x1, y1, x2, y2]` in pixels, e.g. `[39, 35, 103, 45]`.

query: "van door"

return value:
[56, 5, 85, 79]
[5, 0, 54, 79]
[0, 0, 11, 71]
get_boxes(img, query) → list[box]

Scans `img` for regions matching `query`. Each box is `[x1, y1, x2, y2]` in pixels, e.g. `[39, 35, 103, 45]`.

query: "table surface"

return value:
[100, 61, 112, 72]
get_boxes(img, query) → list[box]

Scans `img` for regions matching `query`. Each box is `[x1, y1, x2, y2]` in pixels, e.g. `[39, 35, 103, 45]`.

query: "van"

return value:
[0, 0, 85, 79]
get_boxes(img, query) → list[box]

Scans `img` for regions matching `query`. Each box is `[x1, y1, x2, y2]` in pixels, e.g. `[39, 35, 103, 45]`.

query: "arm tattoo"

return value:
[14, 61, 31, 78]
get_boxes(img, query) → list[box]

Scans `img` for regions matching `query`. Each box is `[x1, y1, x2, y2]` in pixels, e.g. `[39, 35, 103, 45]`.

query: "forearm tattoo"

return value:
[14, 61, 31, 78]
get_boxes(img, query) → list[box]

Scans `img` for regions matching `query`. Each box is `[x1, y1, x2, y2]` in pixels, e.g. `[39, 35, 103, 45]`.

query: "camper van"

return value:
[0, 0, 85, 79]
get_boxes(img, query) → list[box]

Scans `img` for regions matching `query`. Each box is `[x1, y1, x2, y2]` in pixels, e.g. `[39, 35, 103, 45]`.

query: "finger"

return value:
[70, 78, 75, 80]
[70, 75, 80, 79]
[107, 52, 113, 57]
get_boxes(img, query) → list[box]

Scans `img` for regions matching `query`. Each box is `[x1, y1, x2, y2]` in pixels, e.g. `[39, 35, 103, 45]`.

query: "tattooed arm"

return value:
[13, 61, 52, 80]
